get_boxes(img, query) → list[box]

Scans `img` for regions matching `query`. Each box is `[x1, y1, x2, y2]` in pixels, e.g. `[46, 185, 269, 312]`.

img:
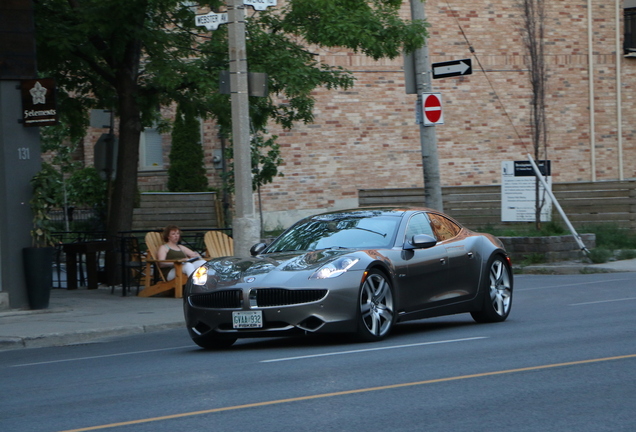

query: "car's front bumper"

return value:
[184, 274, 363, 339]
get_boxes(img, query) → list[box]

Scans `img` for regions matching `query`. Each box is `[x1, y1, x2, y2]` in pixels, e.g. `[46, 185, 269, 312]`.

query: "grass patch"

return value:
[521, 253, 547, 265]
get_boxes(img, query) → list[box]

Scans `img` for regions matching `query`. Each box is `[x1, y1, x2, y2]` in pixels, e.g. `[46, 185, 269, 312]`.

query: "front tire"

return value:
[192, 334, 237, 350]
[356, 270, 395, 341]
[471, 255, 513, 323]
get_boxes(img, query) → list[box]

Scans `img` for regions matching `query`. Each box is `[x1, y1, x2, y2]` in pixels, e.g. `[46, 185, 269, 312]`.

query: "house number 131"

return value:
[18, 147, 30, 160]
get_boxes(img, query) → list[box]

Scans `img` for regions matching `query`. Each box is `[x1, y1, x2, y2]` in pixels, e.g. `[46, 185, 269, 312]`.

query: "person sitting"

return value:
[157, 225, 207, 280]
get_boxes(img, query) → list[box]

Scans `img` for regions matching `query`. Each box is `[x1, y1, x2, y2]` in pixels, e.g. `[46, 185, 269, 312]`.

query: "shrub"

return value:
[587, 248, 612, 264]
[168, 104, 208, 192]
[580, 224, 636, 250]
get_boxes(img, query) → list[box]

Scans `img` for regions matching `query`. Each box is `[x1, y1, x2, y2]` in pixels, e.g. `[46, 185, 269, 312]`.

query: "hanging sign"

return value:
[195, 12, 228, 31]
[244, 0, 277, 10]
[21, 78, 58, 127]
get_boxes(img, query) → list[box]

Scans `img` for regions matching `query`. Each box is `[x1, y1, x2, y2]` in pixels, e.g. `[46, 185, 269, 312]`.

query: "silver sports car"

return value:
[183, 208, 513, 349]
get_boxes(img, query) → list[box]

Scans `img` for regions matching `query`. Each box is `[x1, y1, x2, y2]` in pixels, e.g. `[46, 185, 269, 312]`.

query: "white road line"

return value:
[570, 297, 636, 306]
[10, 346, 193, 368]
[260, 337, 488, 363]
[517, 278, 631, 291]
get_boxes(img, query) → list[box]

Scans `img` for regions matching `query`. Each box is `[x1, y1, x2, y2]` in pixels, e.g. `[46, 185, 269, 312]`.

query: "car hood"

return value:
[205, 249, 357, 284]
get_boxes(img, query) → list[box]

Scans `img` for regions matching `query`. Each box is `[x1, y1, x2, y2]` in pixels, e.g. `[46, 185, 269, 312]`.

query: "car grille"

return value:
[189, 290, 242, 308]
[253, 288, 328, 307]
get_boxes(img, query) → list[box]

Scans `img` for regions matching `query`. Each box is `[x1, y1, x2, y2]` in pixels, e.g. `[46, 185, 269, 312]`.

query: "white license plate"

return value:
[232, 311, 263, 329]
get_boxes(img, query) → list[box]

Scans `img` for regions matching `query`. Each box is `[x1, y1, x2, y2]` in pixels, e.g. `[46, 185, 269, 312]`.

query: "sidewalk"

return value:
[0, 286, 184, 351]
[516, 257, 636, 274]
[1, 259, 635, 352]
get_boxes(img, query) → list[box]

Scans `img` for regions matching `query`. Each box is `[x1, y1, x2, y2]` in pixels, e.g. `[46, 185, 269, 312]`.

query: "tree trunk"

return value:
[105, 41, 143, 285]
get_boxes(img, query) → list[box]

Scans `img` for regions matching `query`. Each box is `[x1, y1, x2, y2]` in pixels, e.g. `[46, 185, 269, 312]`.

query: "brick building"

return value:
[85, 0, 636, 230]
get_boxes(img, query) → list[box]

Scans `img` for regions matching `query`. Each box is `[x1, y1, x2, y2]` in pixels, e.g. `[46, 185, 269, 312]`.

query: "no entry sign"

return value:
[422, 92, 444, 126]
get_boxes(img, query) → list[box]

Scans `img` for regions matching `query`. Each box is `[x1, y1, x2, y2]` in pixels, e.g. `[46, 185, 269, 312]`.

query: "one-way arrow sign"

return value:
[432, 58, 472, 79]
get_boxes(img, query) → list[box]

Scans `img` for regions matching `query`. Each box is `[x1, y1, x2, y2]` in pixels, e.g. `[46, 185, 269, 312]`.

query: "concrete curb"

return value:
[0, 322, 184, 351]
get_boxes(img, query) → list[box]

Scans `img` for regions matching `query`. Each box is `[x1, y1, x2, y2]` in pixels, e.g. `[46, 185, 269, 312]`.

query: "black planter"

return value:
[22, 247, 55, 310]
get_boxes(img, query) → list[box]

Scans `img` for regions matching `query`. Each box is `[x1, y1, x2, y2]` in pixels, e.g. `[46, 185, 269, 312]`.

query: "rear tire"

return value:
[356, 270, 395, 341]
[471, 255, 513, 323]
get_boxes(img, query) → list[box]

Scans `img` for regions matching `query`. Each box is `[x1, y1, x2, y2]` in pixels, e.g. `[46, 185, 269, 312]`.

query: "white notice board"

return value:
[501, 160, 552, 222]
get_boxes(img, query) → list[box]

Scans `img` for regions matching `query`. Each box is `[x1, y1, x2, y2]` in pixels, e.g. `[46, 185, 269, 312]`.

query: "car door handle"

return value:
[467, 252, 474, 259]
[440, 258, 446, 265]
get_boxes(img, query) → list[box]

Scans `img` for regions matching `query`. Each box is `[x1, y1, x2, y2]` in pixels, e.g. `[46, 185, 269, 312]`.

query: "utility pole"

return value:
[227, 0, 260, 255]
[410, 0, 444, 211]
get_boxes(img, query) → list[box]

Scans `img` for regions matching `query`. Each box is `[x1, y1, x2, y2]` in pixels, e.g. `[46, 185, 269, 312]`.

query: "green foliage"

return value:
[168, 105, 208, 192]
[34, 0, 429, 232]
[279, 0, 427, 60]
[579, 224, 636, 250]
[521, 253, 546, 265]
[587, 248, 612, 264]
[29, 164, 62, 247]
[40, 113, 108, 229]
[616, 249, 636, 260]
[223, 132, 284, 193]
[540, 221, 566, 236]
[67, 167, 108, 210]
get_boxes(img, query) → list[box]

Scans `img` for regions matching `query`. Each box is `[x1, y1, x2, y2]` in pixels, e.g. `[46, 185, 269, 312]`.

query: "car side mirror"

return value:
[403, 234, 437, 250]
[250, 242, 267, 256]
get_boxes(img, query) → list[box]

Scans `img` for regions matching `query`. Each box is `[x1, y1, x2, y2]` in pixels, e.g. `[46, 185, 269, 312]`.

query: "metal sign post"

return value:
[527, 154, 589, 255]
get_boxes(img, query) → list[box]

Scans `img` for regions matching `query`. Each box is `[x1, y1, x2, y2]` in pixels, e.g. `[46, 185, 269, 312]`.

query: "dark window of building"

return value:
[625, 8, 636, 56]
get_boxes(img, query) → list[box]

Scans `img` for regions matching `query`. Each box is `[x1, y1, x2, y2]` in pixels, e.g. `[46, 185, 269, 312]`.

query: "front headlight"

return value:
[192, 265, 208, 285]
[310, 257, 359, 280]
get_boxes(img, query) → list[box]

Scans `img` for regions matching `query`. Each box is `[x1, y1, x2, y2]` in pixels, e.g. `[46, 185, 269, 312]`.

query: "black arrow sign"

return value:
[432, 59, 472, 79]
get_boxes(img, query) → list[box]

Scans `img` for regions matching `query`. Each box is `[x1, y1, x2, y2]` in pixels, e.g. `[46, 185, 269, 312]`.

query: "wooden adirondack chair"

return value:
[204, 231, 234, 259]
[138, 231, 186, 298]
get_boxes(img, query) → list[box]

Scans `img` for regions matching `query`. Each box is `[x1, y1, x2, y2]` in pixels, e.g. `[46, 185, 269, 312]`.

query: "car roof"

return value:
[309, 207, 433, 219]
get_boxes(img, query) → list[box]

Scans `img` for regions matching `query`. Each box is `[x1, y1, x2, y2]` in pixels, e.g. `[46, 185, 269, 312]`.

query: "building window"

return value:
[139, 127, 164, 170]
[625, 7, 636, 56]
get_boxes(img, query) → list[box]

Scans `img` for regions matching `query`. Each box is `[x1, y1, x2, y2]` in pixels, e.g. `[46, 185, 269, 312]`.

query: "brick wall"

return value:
[69, 1, 634, 232]
[254, 0, 636, 229]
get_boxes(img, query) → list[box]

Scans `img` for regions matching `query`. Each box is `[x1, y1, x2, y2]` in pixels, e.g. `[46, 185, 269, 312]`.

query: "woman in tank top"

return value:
[157, 225, 207, 280]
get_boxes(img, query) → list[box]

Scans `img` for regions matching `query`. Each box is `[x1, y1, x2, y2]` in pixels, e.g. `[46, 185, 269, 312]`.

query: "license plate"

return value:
[232, 311, 263, 329]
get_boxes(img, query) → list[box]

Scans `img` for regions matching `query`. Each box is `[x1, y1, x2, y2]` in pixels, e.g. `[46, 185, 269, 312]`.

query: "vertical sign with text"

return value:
[20, 78, 58, 127]
[501, 160, 552, 222]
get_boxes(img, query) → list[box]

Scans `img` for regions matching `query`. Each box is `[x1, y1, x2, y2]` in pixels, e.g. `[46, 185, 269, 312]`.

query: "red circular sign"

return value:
[424, 94, 442, 124]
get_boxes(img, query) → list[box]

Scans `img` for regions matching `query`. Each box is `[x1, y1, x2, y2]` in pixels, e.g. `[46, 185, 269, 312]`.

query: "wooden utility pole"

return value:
[227, 0, 260, 254]
[410, 0, 443, 211]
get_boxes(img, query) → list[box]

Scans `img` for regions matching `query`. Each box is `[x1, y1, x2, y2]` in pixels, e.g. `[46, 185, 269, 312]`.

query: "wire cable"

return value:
[444, 0, 531, 154]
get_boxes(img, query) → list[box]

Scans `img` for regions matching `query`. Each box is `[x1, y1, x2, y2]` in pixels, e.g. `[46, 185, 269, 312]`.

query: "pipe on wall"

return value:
[616, 0, 624, 181]
[588, 0, 596, 182]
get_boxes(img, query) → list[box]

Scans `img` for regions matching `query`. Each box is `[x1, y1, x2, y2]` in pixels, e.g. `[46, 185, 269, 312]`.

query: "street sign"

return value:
[422, 93, 444, 126]
[244, 0, 277, 10]
[432, 58, 472, 79]
[501, 160, 552, 222]
[195, 12, 228, 31]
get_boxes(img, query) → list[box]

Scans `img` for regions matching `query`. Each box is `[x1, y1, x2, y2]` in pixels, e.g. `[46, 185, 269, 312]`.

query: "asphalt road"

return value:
[1, 272, 635, 432]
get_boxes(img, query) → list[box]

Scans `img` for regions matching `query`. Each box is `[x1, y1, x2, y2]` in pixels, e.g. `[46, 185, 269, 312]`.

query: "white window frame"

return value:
[139, 127, 164, 171]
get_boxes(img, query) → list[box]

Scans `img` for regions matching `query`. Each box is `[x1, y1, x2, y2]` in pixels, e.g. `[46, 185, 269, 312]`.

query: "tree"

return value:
[222, 131, 284, 235]
[168, 104, 208, 192]
[39, 99, 107, 231]
[33, 0, 428, 241]
[521, 0, 549, 230]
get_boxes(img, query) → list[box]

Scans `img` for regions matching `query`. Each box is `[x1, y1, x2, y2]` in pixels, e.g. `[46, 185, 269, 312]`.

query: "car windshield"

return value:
[266, 214, 400, 253]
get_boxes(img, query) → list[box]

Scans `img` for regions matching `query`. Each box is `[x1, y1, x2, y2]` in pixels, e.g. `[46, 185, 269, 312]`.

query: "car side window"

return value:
[405, 213, 435, 241]
[428, 213, 461, 241]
